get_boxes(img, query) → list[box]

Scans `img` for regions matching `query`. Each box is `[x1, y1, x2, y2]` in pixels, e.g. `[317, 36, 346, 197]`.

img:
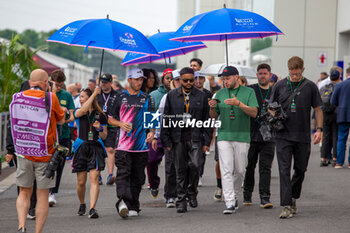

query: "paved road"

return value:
[1, 144, 350, 233]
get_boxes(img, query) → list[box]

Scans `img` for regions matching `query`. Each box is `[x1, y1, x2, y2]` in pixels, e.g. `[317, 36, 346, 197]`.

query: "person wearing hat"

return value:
[209, 66, 258, 214]
[194, 71, 213, 187]
[269, 73, 278, 87]
[161, 67, 212, 213]
[108, 68, 155, 218]
[146, 68, 173, 199]
[320, 67, 342, 167]
[97, 73, 120, 185]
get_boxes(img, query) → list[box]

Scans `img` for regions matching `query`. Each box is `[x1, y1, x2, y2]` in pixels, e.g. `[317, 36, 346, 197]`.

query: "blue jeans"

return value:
[336, 123, 350, 165]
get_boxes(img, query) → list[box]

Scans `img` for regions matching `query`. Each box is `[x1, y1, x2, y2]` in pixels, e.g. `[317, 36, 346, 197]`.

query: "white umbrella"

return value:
[201, 63, 257, 79]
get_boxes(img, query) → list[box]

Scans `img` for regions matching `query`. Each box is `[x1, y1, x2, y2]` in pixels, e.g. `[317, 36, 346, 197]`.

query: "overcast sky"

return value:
[0, 0, 178, 36]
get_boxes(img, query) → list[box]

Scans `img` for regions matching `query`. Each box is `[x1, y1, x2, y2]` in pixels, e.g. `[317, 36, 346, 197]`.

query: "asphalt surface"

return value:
[1, 144, 350, 233]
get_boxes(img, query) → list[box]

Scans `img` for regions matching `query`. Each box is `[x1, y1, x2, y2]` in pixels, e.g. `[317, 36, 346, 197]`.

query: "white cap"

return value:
[194, 71, 205, 78]
[127, 68, 145, 79]
[172, 69, 181, 80]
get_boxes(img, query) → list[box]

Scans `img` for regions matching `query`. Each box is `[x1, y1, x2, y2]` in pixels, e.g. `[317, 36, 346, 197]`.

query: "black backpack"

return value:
[320, 83, 335, 113]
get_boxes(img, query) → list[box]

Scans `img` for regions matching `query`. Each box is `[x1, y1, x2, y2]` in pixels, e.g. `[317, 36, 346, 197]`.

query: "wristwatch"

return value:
[316, 127, 323, 132]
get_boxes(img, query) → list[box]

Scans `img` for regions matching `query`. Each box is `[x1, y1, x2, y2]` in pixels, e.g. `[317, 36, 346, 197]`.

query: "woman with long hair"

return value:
[141, 68, 159, 93]
[71, 87, 108, 219]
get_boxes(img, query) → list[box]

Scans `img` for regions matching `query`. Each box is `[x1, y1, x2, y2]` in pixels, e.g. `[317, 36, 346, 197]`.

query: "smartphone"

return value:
[212, 98, 221, 103]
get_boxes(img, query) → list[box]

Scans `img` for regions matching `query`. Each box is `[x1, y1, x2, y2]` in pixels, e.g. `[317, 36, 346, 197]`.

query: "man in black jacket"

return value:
[161, 67, 212, 213]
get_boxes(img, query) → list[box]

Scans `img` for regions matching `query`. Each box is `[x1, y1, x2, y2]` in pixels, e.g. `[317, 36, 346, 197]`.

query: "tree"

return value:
[0, 35, 38, 112]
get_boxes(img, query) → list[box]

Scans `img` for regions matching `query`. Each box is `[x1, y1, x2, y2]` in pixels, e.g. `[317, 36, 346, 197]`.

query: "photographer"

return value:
[243, 64, 275, 209]
[49, 70, 75, 207]
[72, 87, 107, 219]
[269, 56, 323, 219]
[10, 69, 65, 233]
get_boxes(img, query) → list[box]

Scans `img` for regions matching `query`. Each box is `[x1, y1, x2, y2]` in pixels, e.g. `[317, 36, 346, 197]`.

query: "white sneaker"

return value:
[198, 177, 203, 187]
[49, 194, 56, 207]
[128, 210, 138, 217]
[118, 200, 128, 219]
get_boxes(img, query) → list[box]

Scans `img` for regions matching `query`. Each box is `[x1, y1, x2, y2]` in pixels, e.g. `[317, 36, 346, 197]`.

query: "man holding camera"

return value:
[49, 69, 75, 207]
[243, 63, 275, 209]
[269, 56, 323, 219]
[209, 66, 258, 214]
[10, 69, 65, 233]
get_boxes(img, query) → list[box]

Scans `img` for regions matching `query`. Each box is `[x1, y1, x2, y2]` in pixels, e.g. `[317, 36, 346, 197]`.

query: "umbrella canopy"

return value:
[201, 63, 257, 79]
[121, 31, 206, 67]
[171, 7, 283, 42]
[171, 7, 283, 65]
[47, 17, 158, 55]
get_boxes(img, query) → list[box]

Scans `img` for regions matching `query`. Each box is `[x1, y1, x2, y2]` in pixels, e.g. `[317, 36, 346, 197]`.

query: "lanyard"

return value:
[227, 85, 241, 104]
[102, 93, 110, 106]
[258, 85, 270, 103]
[287, 77, 303, 95]
[87, 112, 95, 131]
[183, 90, 190, 113]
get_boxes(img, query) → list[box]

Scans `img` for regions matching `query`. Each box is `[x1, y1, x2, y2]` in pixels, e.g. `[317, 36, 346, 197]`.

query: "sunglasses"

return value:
[182, 78, 195, 83]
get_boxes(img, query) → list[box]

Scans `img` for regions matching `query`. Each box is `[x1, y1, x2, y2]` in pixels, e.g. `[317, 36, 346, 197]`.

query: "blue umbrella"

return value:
[47, 15, 158, 78]
[121, 31, 207, 67]
[171, 6, 283, 65]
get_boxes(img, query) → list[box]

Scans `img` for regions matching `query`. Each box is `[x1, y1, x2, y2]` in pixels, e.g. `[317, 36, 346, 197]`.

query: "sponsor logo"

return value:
[122, 97, 128, 104]
[64, 27, 78, 33]
[140, 98, 146, 103]
[120, 33, 137, 47]
[144, 110, 161, 129]
[183, 20, 199, 33]
[234, 18, 258, 26]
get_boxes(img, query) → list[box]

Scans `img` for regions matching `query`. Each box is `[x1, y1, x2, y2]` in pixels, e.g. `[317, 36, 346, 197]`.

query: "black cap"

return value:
[100, 73, 113, 82]
[219, 66, 239, 77]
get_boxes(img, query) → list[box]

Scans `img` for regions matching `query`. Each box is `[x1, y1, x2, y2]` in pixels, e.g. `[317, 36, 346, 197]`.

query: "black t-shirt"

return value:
[97, 89, 119, 115]
[74, 109, 107, 141]
[269, 77, 322, 143]
[248, 84, 272, 142]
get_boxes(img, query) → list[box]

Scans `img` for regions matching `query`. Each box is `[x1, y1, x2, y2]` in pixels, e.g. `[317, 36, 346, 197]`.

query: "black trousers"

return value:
[198, 152, 206, 177]
[50, 138, 70, 194]
[243, 141, 275, 199]
[174, 141, 203, 203]
[115, 151, 148, 212]
[164, 149, 177, 199]
[321, 118, 338, 159]
[276, 139, 311, 206]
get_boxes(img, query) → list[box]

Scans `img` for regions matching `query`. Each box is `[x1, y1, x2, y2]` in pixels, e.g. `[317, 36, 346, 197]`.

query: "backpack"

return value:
[320, 83, 335, 113]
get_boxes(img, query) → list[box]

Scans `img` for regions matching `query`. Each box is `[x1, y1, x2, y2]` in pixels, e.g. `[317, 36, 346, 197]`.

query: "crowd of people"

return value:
[5, 55, 350, 233]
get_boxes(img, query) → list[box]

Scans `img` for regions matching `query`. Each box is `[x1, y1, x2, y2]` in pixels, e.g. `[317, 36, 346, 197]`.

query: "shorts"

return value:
[16, 156, 56, 189]
[72, 141, 106, 173]
[103, 127, 119, 148]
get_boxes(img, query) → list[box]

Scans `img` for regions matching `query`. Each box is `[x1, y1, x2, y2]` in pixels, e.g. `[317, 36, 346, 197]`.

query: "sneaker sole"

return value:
[49, 202, 55, 207]
[119, 208, 129, 219]
[261, 203, 273, 209]
[243, 202, 252, 206]
[166, 204, 175, 208]
[88, 214, 99, 219]
[223, 210, 235, 214]
[77, 213, 86, 216]
[279, 213, 293, 219]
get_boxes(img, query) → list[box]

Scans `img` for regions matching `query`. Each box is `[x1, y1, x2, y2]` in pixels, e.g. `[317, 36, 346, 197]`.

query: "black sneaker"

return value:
[260, 199, 273, 209]
[320, 160, 328, 167]
[27, 208, 35, 220]
[151, 189, 159, 198]
[77, 204, 86, 216]
[243, 192, 252, 206]
[223, 205, 235, 214]
[176, 202, 187, 213]
[189, 198, 198, 208]
[88, 208, 99, 219]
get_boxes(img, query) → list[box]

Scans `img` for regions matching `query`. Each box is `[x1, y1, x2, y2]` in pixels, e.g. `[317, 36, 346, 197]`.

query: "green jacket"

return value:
[150, 85, 168, 110]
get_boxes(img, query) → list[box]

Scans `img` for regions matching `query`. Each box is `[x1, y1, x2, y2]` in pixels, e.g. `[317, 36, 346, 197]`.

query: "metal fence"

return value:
[0, 112, 10, 174]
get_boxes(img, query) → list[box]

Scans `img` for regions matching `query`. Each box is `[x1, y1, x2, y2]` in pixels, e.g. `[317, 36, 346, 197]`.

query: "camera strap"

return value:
[280, 78, 308, 110]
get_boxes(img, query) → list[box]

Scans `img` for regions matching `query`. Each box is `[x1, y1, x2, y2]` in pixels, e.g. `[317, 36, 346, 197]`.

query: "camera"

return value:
[65, 111, 70, 121]
[43, 143, 70, 179]
[258, 102, 287, 141]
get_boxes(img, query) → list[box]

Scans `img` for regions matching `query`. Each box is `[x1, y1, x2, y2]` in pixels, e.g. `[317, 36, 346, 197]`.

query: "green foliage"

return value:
[251, 37, 272, 53]
[0, 35, 38, 112]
